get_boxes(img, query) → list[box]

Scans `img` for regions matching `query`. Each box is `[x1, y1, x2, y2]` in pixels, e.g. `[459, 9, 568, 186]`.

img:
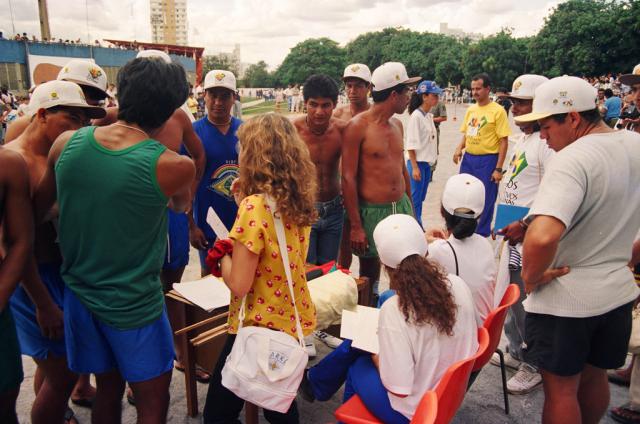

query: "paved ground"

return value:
[16, 103, 630, 423]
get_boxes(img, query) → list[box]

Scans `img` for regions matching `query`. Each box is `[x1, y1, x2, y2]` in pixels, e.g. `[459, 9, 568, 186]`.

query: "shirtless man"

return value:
[0, 147, 33, 424]
[6, 80, 106, 424]
[293, 74, 346, 265]
[342, 62, 419, 303]
[334, 64, 372, 269]
[333, 64, 371, 121]
[5, 59, 110, 143]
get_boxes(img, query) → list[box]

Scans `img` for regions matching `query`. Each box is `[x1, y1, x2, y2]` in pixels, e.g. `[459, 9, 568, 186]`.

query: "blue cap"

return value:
[416, 80, 443, 95]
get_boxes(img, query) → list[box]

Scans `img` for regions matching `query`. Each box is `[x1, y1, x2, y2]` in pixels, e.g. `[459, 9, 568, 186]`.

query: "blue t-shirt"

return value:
[189, 116, 242, 241]
[604, 96, 622, 120]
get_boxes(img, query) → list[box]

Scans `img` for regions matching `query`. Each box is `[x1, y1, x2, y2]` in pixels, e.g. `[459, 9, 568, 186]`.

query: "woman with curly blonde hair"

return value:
[203, 114, 318, 424]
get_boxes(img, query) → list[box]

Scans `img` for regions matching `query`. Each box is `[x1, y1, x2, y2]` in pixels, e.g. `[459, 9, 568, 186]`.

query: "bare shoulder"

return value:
[333, 106, 348, 120]
[49, 130, 78, 162]
[292, 115, 305, 130]
[158, 149, 195, 179]
[389, 117, 404, 134]
[0, 148, 28, 176]
[173, 107, 193, 128]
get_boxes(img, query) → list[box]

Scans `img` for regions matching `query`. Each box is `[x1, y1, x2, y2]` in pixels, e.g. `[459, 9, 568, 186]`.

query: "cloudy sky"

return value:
[1, 0, 562, 69]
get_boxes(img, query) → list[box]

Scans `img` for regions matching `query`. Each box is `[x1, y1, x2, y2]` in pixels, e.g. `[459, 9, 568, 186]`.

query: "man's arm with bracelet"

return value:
[491, 137, 508, 183]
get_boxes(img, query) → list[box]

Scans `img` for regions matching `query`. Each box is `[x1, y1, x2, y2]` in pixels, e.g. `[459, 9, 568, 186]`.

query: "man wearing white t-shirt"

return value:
[491, 74, 552, 394]
[518, 76, 640, 424]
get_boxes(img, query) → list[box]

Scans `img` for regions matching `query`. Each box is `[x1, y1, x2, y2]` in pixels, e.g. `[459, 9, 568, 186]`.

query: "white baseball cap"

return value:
[373, 214, 428, 269]
[619, 64, 640, 86]
[515, 76, 598, 123]
[442, 174, 485, 219]
[27, 80, 107, 119]
[136, 49, 172, 63]
[343, 63, 371, 83]
[371, 62, 420, 92]
[203, 70, 237, 92]
[57, 59, 109, 98]
[508, 74, 549, 100]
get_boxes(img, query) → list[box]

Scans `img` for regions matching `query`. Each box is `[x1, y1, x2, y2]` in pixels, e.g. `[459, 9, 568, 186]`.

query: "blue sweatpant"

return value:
[308, 340, 409, 424]
[406, 161, 431, 228]
[459, 153, 499, 237]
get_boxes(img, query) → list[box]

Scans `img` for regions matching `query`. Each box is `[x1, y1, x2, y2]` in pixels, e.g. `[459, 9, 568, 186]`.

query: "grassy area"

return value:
[243, 100, 295, 116]
[240, 96, 258, 103]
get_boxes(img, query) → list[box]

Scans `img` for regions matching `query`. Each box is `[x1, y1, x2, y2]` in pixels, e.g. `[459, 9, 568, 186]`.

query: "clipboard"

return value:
[494, 204, 530, 232]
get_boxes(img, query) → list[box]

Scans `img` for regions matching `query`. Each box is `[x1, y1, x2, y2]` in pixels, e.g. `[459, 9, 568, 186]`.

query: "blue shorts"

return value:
[63, 286, 175, 383]
[163, 209, 190, 271]
[9, 263, 66, 359]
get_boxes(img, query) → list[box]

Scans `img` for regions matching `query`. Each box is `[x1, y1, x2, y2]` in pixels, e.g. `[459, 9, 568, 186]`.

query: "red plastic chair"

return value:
[335, 327, 490, 424]
[468, 284, 521, 414]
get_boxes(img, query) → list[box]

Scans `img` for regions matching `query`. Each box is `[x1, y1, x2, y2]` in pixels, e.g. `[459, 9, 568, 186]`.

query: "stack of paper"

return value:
[340, 305, 381, 354]
[173, 275, 231, 312]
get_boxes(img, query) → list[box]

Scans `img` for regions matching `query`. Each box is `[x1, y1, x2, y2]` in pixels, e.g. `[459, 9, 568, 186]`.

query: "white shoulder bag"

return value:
[221, 197, 308, 413]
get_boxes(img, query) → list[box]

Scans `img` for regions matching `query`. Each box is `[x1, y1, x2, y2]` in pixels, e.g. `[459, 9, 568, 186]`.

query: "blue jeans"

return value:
[307, 196, 344, 265]
[308, 340, 409, 424]
[406, 161, 431, 228]
[460, 153, 499, 237]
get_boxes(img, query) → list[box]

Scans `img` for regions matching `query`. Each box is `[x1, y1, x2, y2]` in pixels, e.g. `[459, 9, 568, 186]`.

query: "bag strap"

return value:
[445, 240, 459, 276]
[266, 196, 306, 348]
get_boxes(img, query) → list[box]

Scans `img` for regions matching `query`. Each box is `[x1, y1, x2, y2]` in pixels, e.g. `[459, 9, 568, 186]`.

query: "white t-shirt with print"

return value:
[378, 275, 478, 420]
[429, 234, 496, 325]
[500, 131, 554, 207]
[525, 130, 640, 317]
[404, 108, 438, 164]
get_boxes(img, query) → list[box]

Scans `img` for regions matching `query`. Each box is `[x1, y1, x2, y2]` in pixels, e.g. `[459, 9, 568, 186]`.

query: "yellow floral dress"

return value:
[227, 194, 316, 338]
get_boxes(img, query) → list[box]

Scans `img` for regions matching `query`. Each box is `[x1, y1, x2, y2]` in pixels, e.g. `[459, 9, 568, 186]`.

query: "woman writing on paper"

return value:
[202, 114, 318, 423]
[301, 214, 478, 423]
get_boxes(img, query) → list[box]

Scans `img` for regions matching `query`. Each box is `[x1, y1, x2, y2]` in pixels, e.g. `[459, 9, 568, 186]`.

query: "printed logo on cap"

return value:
[395, 74, 400, 81]
[215, 72, 226, 81]
[50, 91, 58, 100]
[552, 91, 574, 107]
[350, 65, 360, 72]
[88, 67, 103, 82]
[513, 80, 523, 91]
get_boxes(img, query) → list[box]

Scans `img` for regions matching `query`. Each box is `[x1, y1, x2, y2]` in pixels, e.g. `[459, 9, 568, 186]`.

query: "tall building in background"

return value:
[150, 0, 188, 45]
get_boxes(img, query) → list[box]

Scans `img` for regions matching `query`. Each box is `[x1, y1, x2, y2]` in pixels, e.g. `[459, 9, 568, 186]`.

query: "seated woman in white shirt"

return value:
[427, 173, 497, 325]
[300, 214, 478, 423]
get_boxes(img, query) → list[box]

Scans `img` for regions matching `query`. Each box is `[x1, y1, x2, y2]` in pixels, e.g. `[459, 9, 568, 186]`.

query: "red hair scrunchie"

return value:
[205, 239, 234, 277]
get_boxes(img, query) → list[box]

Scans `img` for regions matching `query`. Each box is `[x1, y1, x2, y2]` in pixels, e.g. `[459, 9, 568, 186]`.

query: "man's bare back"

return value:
[344, 110, 407, 204]
[294, 116, 346, 202]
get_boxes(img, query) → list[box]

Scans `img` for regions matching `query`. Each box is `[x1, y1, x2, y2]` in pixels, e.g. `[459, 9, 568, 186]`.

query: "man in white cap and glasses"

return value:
[342, 62, 419, 304]
[517, 75, 640, 424]
[334, 63, 372, 121]
[488, 74, 553, 395]
[5, 59, 110, 143]
[189, 70, 242, 276]
[5, 80, 105, 424]
[619, 64, 640, 134]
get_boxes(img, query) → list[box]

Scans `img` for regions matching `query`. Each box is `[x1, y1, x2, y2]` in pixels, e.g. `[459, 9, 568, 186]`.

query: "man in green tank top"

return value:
[36, 57, 195, 424]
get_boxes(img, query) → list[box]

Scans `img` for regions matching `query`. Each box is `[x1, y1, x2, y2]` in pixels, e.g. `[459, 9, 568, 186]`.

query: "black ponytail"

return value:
[441, 207, 478, 239]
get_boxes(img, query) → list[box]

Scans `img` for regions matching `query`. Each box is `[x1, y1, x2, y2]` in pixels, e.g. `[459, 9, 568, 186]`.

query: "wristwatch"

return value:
[494, 167, 506, 174]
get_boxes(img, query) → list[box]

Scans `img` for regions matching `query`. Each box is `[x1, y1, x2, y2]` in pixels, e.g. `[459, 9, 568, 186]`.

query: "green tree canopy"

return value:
[243, 61, 273, 88]
[274, 38, 346, 86]
[202, 54, 240, 79]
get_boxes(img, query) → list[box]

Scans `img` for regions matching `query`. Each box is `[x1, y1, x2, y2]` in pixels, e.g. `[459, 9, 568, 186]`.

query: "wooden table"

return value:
[166, 273, 370, 418]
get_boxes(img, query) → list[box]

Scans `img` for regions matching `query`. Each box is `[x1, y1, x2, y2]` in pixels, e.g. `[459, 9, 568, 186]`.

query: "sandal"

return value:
[174, 362, 211, 383]
[71, 396, 95, 408]
[610, 405, 640, 424]
[608, 369, 631, 387]
[64, 407, 78, 424]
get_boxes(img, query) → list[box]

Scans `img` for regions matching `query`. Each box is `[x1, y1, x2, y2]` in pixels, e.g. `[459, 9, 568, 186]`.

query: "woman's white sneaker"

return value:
[314, 331, 343, 349]
[507, 363, 542, 394]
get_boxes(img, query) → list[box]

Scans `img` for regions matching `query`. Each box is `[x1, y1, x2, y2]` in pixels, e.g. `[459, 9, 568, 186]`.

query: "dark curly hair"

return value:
[387, 255, 457, 336]
[303, 74, 339, 104]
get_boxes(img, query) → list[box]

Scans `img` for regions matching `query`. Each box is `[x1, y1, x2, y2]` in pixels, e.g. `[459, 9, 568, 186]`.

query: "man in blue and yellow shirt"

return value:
[453, 73, 511, 236]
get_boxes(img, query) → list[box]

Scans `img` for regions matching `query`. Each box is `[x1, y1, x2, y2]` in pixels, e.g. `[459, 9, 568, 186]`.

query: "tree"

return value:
[528, 0, 640, 77]
[202, 53, 240, 78]
[274, 38, 346, 86]
[243, 61, 273, 88]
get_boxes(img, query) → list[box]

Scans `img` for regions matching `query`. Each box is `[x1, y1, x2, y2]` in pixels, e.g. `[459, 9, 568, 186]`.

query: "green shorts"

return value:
[0, 308, 23, 393]
[358, 193, 413, 258]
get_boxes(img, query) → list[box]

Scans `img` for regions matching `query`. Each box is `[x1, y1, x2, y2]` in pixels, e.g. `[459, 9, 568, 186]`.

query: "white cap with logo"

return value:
[136, 49, 172, 63]
[442, 174, 485, 219]
[373, 214, 428, 269]
[57, 59, 109, 98]
[370, 62, 420, 92]
[27, 80, 107, 119]
[343, 64, 371, 83]
[203, 70, 237, 92]
[508, 74, 549, 100]
[515, 76, 598, 123]
[619, 64, 640, 87]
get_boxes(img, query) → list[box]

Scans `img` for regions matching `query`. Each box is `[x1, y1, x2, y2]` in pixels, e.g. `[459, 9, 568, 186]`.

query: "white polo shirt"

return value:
[404, 108, 438, 165]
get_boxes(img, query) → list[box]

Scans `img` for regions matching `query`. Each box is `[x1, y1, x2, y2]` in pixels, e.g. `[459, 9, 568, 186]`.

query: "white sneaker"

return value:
[507, 363, 542, 394]
[489, 352, 521, 371]
[314, 331, 343, 349]
[304, 335, 317, 358]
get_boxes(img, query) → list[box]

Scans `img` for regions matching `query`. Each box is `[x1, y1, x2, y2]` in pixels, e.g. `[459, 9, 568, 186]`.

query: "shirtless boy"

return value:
[342, 62, 419, 302]
[333, 64, 372, 121]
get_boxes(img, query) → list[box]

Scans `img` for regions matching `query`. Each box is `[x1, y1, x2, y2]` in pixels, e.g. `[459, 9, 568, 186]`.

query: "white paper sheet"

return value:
[340, 305, 380, 354]
[173, 275, 231, 312]
[206, 207, 230, 240]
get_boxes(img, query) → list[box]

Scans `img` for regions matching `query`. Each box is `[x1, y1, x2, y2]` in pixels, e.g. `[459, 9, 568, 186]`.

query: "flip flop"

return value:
[174, 362, 211, 383]
[71, 396, 95, 408]
[610, 405, 640, 424]
[608, 369, 631, 387]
